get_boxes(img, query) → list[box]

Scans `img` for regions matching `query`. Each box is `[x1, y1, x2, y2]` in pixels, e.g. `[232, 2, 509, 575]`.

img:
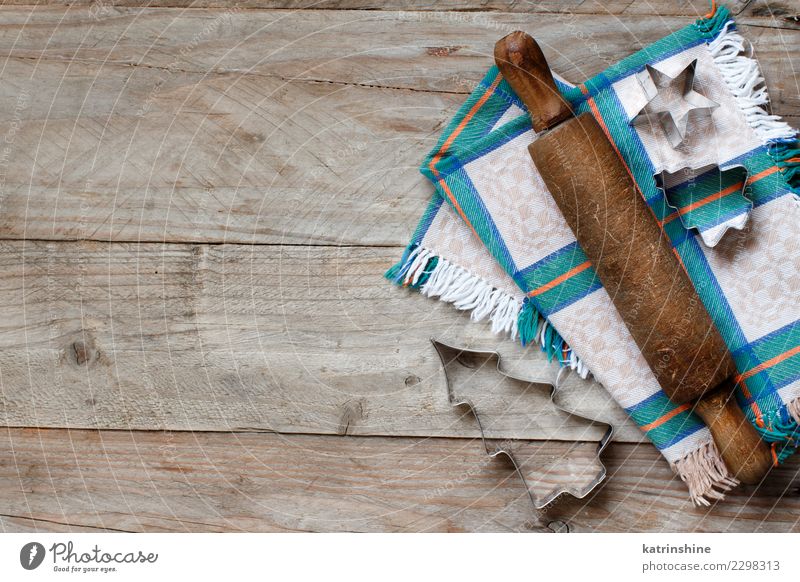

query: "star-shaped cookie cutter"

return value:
[432, 338, 613, 510]
[655, 163, 752, 247]
[630, 59, 719, 148]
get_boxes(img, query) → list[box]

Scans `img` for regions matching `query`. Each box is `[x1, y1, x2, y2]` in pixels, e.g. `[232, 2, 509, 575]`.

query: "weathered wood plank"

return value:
[0, 240, 638, 441]
[557, 441, 800, 533]
[0, 8, 793, 245]
[0, 0, 772, 19]
[2, 427, 798, 533]
[0, 4, 793, 535]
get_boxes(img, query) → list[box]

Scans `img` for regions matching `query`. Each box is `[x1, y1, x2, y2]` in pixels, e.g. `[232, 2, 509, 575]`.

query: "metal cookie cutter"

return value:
[655, 163, 751, 248]
[630, 59, 719, 149]
[432, 339, 613, 510]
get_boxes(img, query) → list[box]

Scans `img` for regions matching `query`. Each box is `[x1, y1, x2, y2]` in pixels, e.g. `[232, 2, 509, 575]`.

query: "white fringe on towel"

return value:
[399, 246, 590, 378]
[400, 245, 520, 337]
[421, 257, 520, 338]
[788, 398, 800, 426]
[673, 440, 740, 507]
[708, 22, 797, 144]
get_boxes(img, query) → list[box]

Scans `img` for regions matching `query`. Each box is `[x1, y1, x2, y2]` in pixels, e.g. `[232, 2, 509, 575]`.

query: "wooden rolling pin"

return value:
[494, 31, 772, 484]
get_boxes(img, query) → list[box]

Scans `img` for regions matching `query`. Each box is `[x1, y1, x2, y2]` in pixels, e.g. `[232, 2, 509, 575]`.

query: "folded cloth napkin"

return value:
[387, 5, 800, 504]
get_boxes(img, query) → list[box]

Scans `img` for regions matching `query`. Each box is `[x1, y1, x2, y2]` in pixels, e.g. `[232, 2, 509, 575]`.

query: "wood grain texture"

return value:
[0, 240, 632, 442]
[2, 427, 799, 533]
[0, 8, 793, 245]
[0, 4, 796, 533]
[0, 0, 787, 20]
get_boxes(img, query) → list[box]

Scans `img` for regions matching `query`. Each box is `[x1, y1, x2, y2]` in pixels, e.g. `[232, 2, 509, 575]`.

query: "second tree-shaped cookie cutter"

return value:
[655, 163, 752, 248]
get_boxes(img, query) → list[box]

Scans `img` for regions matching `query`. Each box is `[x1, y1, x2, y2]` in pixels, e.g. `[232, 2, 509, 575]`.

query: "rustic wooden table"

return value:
[0, 0, 798, 533]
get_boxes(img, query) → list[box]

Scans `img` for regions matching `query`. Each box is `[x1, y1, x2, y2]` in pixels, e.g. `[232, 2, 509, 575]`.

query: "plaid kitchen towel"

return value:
[387, 5, 800, 504]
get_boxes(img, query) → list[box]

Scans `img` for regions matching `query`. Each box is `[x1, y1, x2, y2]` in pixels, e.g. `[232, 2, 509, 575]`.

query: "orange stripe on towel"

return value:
[640, 403, 691, 432]
[427, 76, 503, 244]
[661, 182, 745, 225]
[527, 261, 592, 297]
[660, 166, 781, 225]
[428, 76, 502, 171]
[737, 345, 800, 383]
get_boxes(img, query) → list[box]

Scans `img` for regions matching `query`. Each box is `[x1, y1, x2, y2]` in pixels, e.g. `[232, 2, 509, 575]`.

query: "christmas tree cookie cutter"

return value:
[432, 338, 613, 510]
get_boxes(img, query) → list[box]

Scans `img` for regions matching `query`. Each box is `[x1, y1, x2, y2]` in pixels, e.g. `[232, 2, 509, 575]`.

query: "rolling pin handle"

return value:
[692, 379, 774, 485]
[494, 31, 573, 132]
